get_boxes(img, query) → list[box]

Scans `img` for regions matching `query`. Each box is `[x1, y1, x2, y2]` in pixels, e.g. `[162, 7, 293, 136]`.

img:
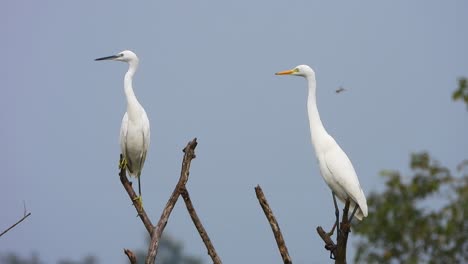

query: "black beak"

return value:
[95, 54, 121, 61]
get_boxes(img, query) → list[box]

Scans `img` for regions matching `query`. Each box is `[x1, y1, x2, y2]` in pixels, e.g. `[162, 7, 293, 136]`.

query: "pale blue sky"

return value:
[2, 1, 467, 263]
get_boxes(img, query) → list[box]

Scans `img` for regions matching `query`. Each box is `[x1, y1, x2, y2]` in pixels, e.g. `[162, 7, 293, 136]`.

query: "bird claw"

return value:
[133, 195, 143, 211]
[119, 158, 127, 170]
[325, 244, 337, 259]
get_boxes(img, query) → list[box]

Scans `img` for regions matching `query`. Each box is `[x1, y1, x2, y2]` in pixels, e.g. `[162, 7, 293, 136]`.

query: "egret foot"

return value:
[119, 158, 127, 170]
[133, 195, 143, 211]
[328, 245, 337, 260]
[326, 223, 338, 259]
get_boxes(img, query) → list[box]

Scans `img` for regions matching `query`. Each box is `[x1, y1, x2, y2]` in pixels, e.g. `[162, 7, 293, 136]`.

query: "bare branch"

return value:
[181, 187, 222, 264]
[0, 213, 32, 238]
[255, 185, 292, 264]
[335, 199, 351, 264]
[124, 248, 137, 264]
[119, 154, 154, 235]
[0, 211, 31, 237]
[145, 138, 198, 264]
[316, 226, 336, 253]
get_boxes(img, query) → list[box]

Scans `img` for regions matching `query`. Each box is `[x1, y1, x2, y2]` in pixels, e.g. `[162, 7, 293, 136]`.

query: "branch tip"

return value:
[124, 248, 137, 264]
[0, 211, 32, 238]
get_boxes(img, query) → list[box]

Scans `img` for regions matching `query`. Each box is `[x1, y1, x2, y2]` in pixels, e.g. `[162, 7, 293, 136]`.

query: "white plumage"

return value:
[276, 65, 367, 220]
[96, 50, 150, 197]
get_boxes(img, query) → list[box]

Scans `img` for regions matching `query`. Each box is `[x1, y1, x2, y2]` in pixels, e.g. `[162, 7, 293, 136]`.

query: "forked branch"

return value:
[145, 138, 198, 264]
[120, 138, 221, 263]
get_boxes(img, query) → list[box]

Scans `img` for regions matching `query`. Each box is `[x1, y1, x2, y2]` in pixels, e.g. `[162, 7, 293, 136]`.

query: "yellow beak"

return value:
[275, 69, 295, 75]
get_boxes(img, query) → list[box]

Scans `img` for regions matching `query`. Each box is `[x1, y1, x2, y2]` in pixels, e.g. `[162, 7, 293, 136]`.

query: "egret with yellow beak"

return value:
[276, 65, 367, 233]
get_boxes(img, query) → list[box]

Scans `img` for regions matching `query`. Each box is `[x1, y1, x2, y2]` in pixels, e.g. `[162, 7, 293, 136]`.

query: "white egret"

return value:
[275, 65, 367, 230]
[96, 50, 150, 206]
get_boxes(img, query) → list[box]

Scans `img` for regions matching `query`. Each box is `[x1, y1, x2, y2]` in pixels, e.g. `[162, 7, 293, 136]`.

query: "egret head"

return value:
[275, 65, 315, 78]
[95, 50, 139, 64]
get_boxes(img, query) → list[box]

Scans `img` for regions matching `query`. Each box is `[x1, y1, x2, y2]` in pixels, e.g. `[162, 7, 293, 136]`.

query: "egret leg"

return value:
[138, 176, 142, 197]
[327, 221, 338, 259]
[133, 176, 143, 210]
[332, 192, 340, 239]
[324, 195, 340, 260]
[348, 204, 359, 222]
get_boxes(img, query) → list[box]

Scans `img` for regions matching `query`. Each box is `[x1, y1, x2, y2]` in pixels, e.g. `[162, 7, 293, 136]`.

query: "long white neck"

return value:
[124, 62, 141, 121]
[306, 74, 330, 153]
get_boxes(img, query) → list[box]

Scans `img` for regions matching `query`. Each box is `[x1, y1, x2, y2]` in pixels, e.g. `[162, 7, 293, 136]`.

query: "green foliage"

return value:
[57, 256, 98, 264]
[452, 77, 468, 109]
[0, 254, 97, 264]
[353, 153, 468, 264]
[0, 253, 42, 264]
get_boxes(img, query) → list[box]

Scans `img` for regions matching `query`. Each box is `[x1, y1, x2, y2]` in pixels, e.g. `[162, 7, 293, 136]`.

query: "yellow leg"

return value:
[135, 175, 143, 210]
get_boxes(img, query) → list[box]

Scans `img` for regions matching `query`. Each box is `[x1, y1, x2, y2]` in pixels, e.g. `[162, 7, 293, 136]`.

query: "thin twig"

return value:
[119, 154, 154, 235]
[181, 187, 222, 264]
[0, 212, 31, 237]
[255, 185, 292, 264]
[145, 138, 198, 264]
[124, 249, 137, 264]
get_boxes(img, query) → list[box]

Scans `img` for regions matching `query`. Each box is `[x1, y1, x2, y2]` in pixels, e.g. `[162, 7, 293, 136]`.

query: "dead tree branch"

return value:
[145, 138, 198, 264]
[316, 199, 352, 264]
[255, 185, 292, 264]
[335, 199, 351, 263]
[119, 154, 154, 235]
[0, 209, 31, 238]
[124, 248, 137, 264]
[316, 226, 336, 253]
[181, 187, 222, 264]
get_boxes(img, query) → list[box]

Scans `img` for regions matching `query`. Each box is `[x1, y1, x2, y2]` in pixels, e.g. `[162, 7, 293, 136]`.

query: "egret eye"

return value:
[294, 68, 299, 72]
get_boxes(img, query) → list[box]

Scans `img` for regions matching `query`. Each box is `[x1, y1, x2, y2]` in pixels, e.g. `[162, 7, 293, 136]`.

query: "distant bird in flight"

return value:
[96, 50, 150, 207]
[276, 65, 367, 232]
[335, 86, 347, 94]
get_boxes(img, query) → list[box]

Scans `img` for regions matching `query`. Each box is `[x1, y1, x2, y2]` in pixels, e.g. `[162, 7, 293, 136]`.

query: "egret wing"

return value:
[120, 113, 129, 157]
[324, 144, 368, 217]
[138, 110, 150, 177]
[120, 113, 134, 173]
